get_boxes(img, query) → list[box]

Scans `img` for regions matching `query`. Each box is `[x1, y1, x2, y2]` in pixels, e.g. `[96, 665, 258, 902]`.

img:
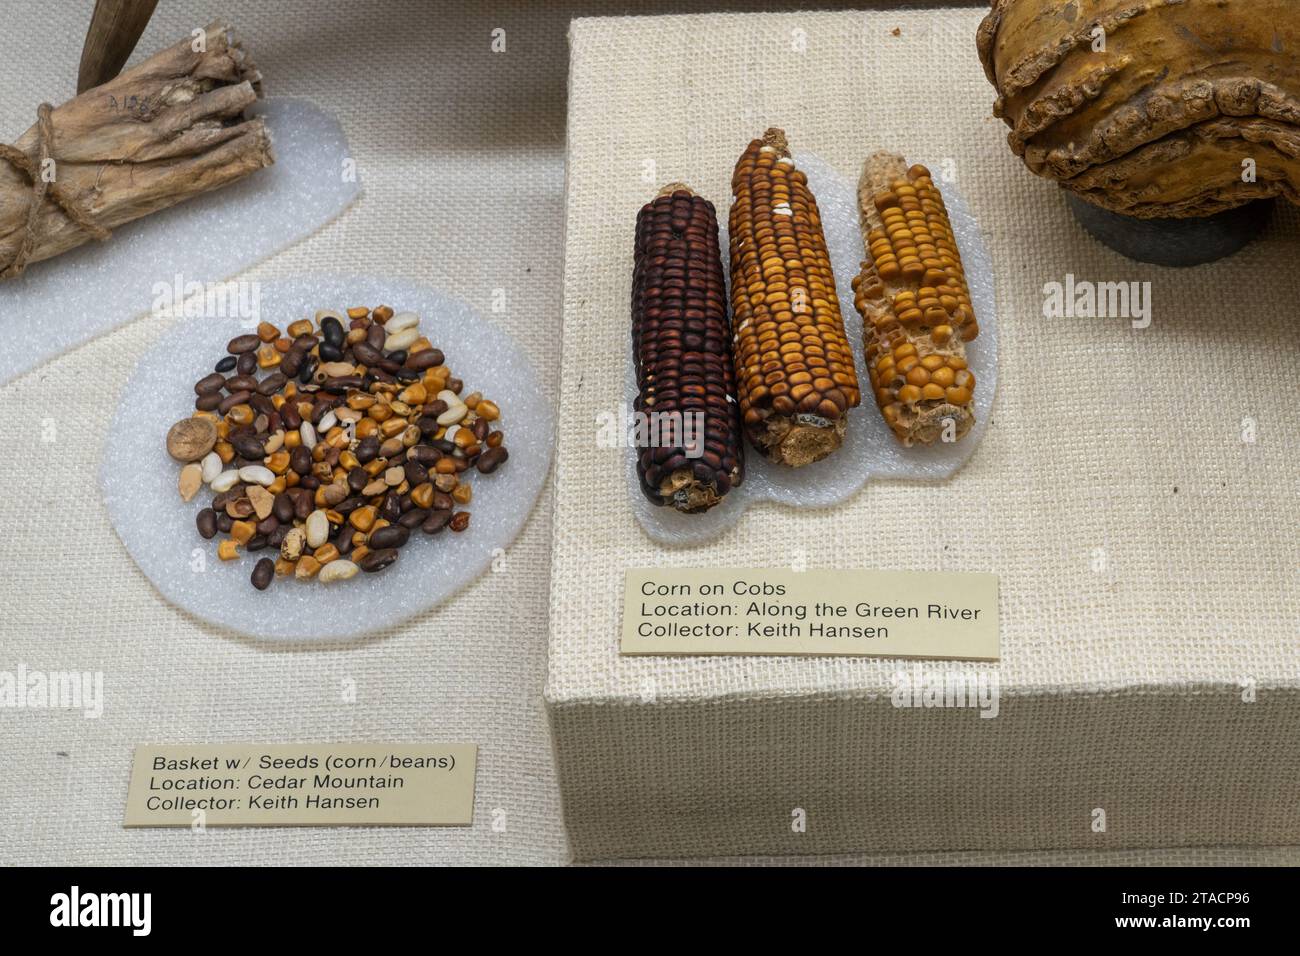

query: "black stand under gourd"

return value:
[1065, 194, 1275, 268]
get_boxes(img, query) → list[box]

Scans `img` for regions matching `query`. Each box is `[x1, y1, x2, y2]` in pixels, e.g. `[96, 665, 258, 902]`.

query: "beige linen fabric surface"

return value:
[550, 9, 1300, 859]
[0, 0, 1293, 867]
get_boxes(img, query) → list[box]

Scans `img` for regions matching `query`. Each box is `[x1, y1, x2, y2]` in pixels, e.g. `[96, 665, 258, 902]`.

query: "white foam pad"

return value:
[629, 153, 999, 545]
[0, 98, 359, 384]
[102, 277, 553, 641]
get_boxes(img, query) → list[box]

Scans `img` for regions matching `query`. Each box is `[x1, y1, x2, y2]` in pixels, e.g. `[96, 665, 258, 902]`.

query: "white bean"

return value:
[319, 560, 360, 583]
[436, 403, 467, 426]
[318, 410, 337, 432]
[384, 327, 419, 352]
[300, 421, 317, 449]
[238, 465, 276, 486]
[210, 470, 240, 493]
[384, 311, 420, 333]
[305, 509, 330, 548]
[200, 451, 223, 483]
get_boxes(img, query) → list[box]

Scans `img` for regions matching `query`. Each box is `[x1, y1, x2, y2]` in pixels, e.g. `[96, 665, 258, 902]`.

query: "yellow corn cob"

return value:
[852, 153, 979, 446]
[729, 128, 861, 467]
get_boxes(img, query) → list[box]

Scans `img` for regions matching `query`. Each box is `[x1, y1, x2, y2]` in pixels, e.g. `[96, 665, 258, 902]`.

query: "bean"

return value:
[476, 446, 509, 473]
[257, 372, 287, 395]
[227, 334, 260, 354]
[398, 508, 430, 529]
[319, 341, 344, 362]
[366, 323, 386, 352]
[289, 445, 312, 475]
[280, 402, 302, 430]
[319, 315, 344, 345]
[241, 468, 276, 489]
[305, 509, 330, 548]
[195, 391, 223, 412]
[216, 512, 233, 534]
[353, 343, 382, 366]
[368, 524, 409, 550]
[291, 488, 313, 520]
[218, 390, 251, 415]
[407, 348, 444, 370]
[359, 548, 398, 572]
[319, 560, 360, 583]
[404, 460, 428, 486]
[236, 351, 258, 376]
[250, 557, 275, 590]
[422, 510, 452, 534]
[225, 374, 258, 392]
[246, 535, 269, 552]
[450, 511, 470, 532]
[273, 492, 295, 523]
[214, 355, 237, 373]
[354, 435, 379, 464]
[194, 372, 225, 395]
[233, 434, 266, 460]
[196, 508, 217, 539]
[256, 515, 279, 536]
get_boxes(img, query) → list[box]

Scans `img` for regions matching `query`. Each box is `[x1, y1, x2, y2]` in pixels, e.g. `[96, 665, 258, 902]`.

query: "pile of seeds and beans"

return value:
[165, 306, 508, 589]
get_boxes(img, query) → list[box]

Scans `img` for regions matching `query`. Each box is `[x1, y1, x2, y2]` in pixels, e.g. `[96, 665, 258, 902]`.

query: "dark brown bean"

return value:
[407, 445, 438, 465]
[359, 548, 398, 572]
[250, 557, 275, 590]
[195, 392, 223, 411]
[194, 372, 225, 395]
[236, 351, 257, 376]
[225, 374, 258, 392]
[449, 511, 470, 532]
[256, 515, 279, 536]
[355, 435, 380, 464]
[257, 372, 287, 395]
[366, 323, 386, 352]
[476, 446, 509, 473]
[196, 508, 217, 539]
[227, 334, 260, 354]
[246, 535, 268, 552]
[289, 446, 312, 475]
[353, 342, 382, 366]
[273, 492, 294, 523]
[403, 460, 428, 486]
[233, 434, 266, 460]
[368, 524, 409, 550]
[407, 348, 444, 370]
[290, 488, 313, 520]
[281, 349, 304, 378]
[347, 468, 369, 493]
[471, 418, 489, 441]
[280, 402, 302, 430]
[249, 394, 275, 417]
[380, 492, 402, 522]
[218, 390, 251, 415]
[445, 377, 463, 394]
[214, 355, 237, 373]
[431, 490, 454, 511]
[398, 508, 430, 529]
[216, 512, 234, 533]
[421, 510, 452, 534]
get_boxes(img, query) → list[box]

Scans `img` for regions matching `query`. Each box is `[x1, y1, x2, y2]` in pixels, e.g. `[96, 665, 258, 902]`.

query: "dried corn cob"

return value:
[729, 128, 861, 467]
[631, 184, 744, 512]
[852, 153, 980, 446]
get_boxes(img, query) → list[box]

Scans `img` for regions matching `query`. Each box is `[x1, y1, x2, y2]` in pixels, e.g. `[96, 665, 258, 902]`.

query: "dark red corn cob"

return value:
[631, 184, 744, 513]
